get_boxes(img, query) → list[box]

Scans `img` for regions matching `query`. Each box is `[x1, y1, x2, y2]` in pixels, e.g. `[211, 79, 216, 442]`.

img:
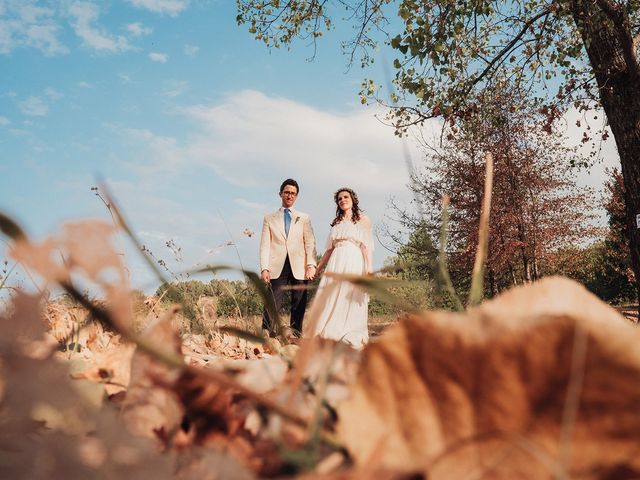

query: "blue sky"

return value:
[0, 0, 620, 295]
[0, 0, 426, 293]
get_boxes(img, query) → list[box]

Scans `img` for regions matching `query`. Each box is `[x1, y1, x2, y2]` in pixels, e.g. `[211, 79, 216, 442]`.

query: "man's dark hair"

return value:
[280, 178, 299, 194]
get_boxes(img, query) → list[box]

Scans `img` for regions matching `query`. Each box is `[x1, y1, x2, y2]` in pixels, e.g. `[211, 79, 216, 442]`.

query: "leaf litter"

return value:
[1, 215, 639, 479]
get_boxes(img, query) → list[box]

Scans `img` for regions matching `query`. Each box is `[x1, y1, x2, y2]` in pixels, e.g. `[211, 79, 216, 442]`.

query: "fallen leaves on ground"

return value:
[3, 217, 640, 479]
[336, 276, 640, 479]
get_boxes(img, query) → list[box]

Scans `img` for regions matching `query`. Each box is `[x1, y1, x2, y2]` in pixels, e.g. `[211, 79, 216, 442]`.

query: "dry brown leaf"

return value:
[121, 307, 185, 439]
[8, 220, 127, 290]
[172, 356, 289, 474]
[172, 370, 268, 470]
[217, 355, 289, 394]
[89, 408, 176, 479]
[61, 220, 126, 285]
[336, 277, 640, 479]
[8, 237, 67, 283]
[174, 447, 254, 479]
[0, 291, 48, 356]
[0, 294, 167, 479]
[69, 342, 135, 396]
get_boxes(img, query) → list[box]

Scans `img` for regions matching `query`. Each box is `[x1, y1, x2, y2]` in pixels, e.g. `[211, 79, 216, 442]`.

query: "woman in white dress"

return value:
[306, 188, 373, 347]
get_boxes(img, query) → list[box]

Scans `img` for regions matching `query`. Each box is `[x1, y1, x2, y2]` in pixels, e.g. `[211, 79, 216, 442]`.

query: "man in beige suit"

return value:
[260, 179, 317, 336]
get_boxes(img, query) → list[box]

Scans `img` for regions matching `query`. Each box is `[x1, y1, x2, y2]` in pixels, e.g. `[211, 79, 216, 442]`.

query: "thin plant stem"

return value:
[0, 226, 44, 295]
[468, 152, 494, 307]
[0, 261, 18, 291]
[558, 323, 588, 476]
[100, 182, 170, 286]
[218, 280, 244, 321]
[58, 279, 309, 428]
[438, 195, 464, 311]
[217, 209, 245, 272]
[197, 265, 287, 343]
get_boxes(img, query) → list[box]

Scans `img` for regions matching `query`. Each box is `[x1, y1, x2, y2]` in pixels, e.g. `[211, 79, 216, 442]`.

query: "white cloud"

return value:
[184, 43, 198, 57]
[8, 128, 29, 136]
[235, 198, 264, 210]
[126, 22, 152, 37]
[16, 87, 63, 117]
[162, 79, 187, 97]
[181, 91, 420, 194]
[19, 96, 48, 116]
[0, 2, 68, 55]
[118, 73, 133, 84]
[149, 51, 167, 62]
[68, 2, 131, 53]
[0, 20, 15, 54]
[24, 23, 68, 55]
[77, 80, 92, 88]
[17, 4, 54, 23]
[0, 116, 10, 126]
[128, 0, 189, 16]
[117, 90, 424, 261]
[44, 87, 63, 100]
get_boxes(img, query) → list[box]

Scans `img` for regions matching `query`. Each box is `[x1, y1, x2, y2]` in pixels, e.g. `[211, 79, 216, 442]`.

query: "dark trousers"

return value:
[262, 256, 308, 335]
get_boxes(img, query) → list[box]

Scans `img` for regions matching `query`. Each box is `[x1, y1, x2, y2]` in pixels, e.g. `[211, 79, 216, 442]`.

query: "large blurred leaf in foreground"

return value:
[337, 277, 640, 479]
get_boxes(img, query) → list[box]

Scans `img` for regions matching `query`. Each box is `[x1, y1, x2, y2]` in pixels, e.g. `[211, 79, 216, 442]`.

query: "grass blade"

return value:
[100, 182, 170, 286]
[467, 152, 494, 307]
[0, 261, 18, 292]
[0, 212, 27, 242]
[322, 272, 423, 314]
[196, 265, 286, 343]
[438, 195, 464, 311]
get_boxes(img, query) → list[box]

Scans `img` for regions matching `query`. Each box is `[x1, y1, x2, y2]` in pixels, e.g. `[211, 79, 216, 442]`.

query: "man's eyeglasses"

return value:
[281, 191, 297, 197]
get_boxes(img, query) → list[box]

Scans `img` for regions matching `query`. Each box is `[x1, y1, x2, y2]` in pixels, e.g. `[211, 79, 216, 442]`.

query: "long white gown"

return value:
[307, 215, 373, 347]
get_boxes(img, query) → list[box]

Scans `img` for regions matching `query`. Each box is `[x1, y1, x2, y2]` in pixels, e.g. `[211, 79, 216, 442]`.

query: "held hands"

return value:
[304, 265, 317, 280]
[260, 269, 270, 283]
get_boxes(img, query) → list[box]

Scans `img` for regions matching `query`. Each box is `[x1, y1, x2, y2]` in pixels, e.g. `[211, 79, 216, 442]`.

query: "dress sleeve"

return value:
[360, 215, 374, 252]
[324, 226, 335, 251]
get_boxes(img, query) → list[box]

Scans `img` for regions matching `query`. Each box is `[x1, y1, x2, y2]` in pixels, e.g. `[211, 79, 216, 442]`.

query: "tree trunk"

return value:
[509, 263, 518, 285]
[489, 268, 496, 297]
[572, 0, 640, 308]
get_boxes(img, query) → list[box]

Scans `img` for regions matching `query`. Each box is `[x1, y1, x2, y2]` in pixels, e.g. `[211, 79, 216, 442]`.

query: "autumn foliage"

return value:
[409, 83, 596, 295]
[1, 216, 640, 479]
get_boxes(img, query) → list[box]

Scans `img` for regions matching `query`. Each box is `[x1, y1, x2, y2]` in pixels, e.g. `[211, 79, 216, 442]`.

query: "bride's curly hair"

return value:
[330, 187, 362, 226]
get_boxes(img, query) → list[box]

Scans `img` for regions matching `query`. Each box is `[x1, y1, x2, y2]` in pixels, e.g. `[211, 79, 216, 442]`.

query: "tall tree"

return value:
[409, 81, 595, 295]
[236, 0, 640, 298]
[600, 168, 638, 301]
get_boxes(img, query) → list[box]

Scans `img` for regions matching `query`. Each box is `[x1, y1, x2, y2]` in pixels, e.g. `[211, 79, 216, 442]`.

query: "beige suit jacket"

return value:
[259, 208, 317, 280]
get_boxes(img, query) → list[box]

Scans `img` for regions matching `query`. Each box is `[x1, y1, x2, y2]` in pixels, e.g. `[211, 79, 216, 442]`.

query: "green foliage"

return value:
[394, 222, 438, 281]
[371, 222, 461, 312]
[155, 278, 264, 324]
[368, 278, 433, 316]
[235, 0, 610, 129]
[155, 280, 211, 324]
[237, 0, 640, 299]
[556, 169, 638, 305]
[553, 242, 637, 305]
[207, 278, 263, 318]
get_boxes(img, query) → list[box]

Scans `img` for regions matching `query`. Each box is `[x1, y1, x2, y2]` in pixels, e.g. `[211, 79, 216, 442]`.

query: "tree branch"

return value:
[594, 0, 640, 77]
[470, 6, 553, 89]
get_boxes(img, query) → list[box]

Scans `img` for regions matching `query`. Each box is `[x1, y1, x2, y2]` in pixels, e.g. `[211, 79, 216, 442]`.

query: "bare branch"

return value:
[470, 6, 553, 90]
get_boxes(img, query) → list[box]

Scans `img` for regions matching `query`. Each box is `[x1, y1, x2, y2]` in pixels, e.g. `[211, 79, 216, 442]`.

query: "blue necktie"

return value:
[284, 208, 291, 237]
